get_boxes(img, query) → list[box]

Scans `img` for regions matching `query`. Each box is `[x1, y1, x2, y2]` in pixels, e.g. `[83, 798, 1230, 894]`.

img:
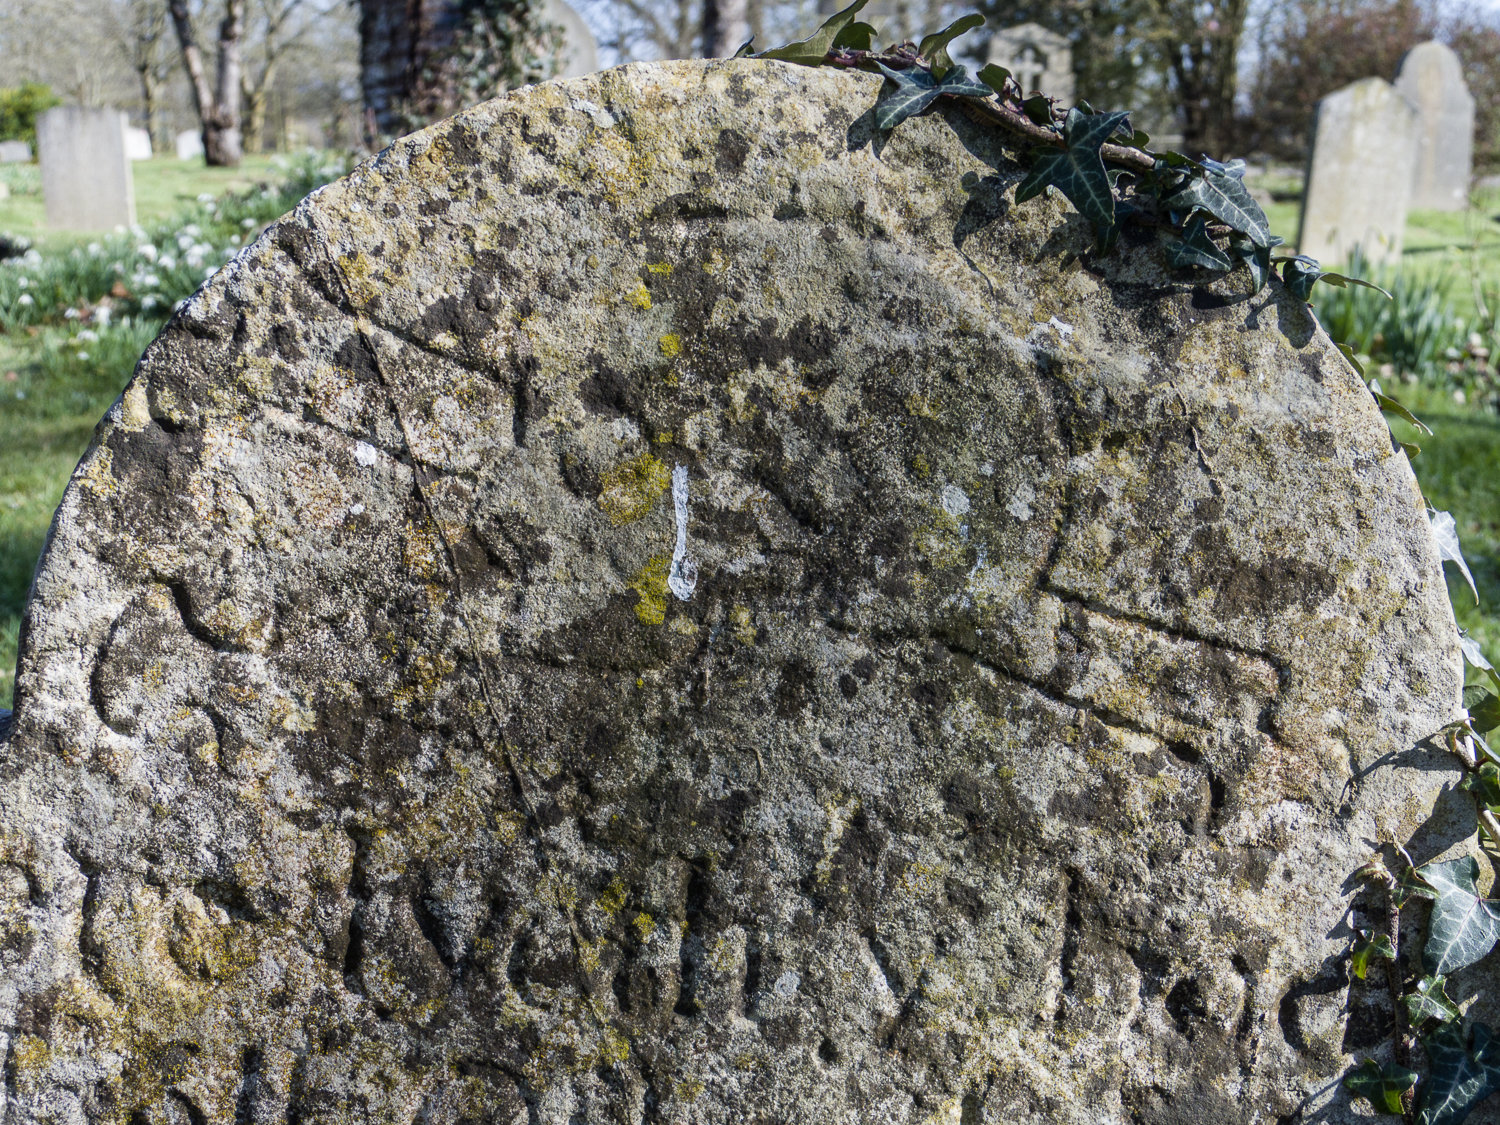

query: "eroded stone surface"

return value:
[0, 59, 1471, 1124]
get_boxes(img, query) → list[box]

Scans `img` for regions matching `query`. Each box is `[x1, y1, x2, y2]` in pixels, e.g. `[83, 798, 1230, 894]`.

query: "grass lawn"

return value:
[0, 152, 294, 251]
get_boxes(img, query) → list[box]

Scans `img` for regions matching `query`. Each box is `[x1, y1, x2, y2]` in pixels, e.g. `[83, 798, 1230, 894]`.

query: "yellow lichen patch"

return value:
[77, 446, 119, 498]
[626, 283, 653, 310]
[906, 392, 940, 418]
[391, 651, 459, 717]
[628, 553, 672, 625]
[647, 262, 673, 275]
[659, 333, 682, 358]
[912, 453, 932, 479]
[401, 519, 448, 582]
[729, 604, 755, 645]
[702, 247, 728, 275]
[598, 453, 671, 525]
[597, 876, 627, 919]
[632, 911, 656, 943]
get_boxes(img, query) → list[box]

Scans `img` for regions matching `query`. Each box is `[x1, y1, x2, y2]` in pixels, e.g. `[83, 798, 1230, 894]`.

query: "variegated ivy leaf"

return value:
[1430, 509, 1479, 604]
[1372, 385, 1433, 434]
[758, 0, 870, 65]
[1162, 165, 1273, 248]
[1463, 688, 1500, 738]
[1351, 929, 1396, 980]
[1420, 1022, 1500, 1125]
[871, 63, 991, 132]
[1015, 108, 1130, 246]
[917, 12, 984, 77]
[1344, 1058, 1418, 1116]
[1416, 856, 1500, 975]
[1408, 975, 1462, 1024]
[1166, 212, 1232, 272]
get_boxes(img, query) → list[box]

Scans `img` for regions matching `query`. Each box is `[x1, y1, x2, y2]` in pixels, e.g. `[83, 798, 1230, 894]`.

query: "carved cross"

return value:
[1015, 43, 1045, 93]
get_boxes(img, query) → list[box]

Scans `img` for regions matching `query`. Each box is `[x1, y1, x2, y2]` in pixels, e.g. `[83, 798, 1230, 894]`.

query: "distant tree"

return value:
[109, 1, 175, 152]
[1241, 0, 1433, 161]
[240, 0, 344, 151]
[1433, 5, 1500, 172]
[0, 83, 62, 148]
[356, 0, 559, 145]
[169, 0, 248, 165]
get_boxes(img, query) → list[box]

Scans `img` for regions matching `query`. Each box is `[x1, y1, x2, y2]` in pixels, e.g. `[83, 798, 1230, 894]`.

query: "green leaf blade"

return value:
[1345, 1058, 1417, 1115]
[1420, 1023, 1500, 1125]
[917, 13, 985, 76]
[1163, 167, 1273, 248]
[1408, 975, 1462, 1024]
[872, 63, 941, 131]
[758, 0, 869, 65]
[1167, 212, 1232, 272]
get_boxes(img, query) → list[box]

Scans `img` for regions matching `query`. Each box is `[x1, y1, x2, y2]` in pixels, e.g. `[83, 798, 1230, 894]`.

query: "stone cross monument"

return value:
[987, 22, 1074, 102]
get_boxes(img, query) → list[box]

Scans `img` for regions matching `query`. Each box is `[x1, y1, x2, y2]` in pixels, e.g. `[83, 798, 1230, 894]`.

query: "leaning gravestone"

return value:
[987, 22, 1074, 102]
[1395, 40, 1475, 212]
[545, 0, 599, 79]
[0, 60, 1472, 1124]
[1299, 76, 1418, 264]
[35, 106, 136, 230]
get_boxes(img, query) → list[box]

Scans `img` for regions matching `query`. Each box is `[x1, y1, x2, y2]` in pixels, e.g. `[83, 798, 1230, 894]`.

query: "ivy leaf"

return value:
[1345, 1058, 1418, 1115]
[1157, 151, 1206, 171]
[917, 13, 985, 77]
[1373, 387, 1433, 435]
[1416, 856, 1500, 975]
[732, 38, 756, 58]
[1021, 93, 1053, 124]
[872, 64, 991, 132]
[758, 0, 869, 65]
[1430, 509, 1479, 604]
[1229, 233, 1272, 292]
[977, 64, 1011, 96]
[1162, 165, 1273, 248]
[1015, 108, 1130, 247]
[1409, 975, 1463, 1024]
[1401, 441, 1422, 458]
[1465, 689, 1500, 737]
[1335, 341, 1366, 376]
[1420, 1022, 1500, 1125]
[1167, 212, 1232, 271]
[1351, 929, 1396, 980]
[1201, 155, 1247, 179]
[832, 21, 877, 50]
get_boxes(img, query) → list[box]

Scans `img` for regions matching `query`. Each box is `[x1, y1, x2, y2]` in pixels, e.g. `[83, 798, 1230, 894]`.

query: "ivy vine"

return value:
[746, 4, 1500, 1123]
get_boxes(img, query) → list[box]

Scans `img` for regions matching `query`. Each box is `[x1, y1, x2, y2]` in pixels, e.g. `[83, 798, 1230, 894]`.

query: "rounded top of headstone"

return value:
[0, 59, 1467, 1124]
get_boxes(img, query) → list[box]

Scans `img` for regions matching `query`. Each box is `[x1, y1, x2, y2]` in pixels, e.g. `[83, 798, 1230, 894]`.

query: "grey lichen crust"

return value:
[0, 59, 1471, 1124]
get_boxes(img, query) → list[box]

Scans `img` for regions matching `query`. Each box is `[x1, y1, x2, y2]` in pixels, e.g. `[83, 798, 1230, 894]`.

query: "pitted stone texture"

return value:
[0, 59, 1470, 1125]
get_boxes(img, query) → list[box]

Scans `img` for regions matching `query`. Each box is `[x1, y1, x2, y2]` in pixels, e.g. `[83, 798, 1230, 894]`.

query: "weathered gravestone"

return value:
[125, 126, 154, 161]
[987, 23, 1074, 102]
[546, 0, 599, 79]
[0, 139, 32, 164]
[1299, 76, 1418, 264]
[0, 59, 1474, 1124]
[1395, 40, 1475, 212]
[176, 129, 206, 161]
[36, 106, 136, 231]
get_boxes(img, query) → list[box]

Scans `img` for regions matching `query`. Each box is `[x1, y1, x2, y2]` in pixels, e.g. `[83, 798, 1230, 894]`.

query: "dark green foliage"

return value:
[1167, 213, 1232, 271]
[1345, 1058, 1418, 1115]
[758, 0, 872, 66]
[1160, 160, 1273, 248]
[1014, 108, 1129, 246]
[917, 14, 986, 78]
[873, 63, 992, 131]
[0, 83, 60, 149]
[1409, 976, 1462, 1024]
[1421, 1023, 1500, 1125]
[1416, 857, 1500, 976]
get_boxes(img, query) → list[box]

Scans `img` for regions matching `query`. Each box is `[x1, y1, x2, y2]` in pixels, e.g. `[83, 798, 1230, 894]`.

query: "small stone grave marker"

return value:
[175, 128, 204, 160]
[125, 125, 153, 161]
[988, 22, 1074, 102]
[546, 0, 599, 78]
[0, 139, 32, 163]
[1298, 76, 1418, 264]
[36, 106, 136, 231]
[1395, 40, 1474, 211]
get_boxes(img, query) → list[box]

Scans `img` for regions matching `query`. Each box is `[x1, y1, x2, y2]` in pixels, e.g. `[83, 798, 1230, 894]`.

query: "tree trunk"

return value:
[356, 0, 467, 145]
[702, 0, 748, 56]
[168, 0, 245, 166]
[136, 63, 160, 154]
[242, 59, 277, 152]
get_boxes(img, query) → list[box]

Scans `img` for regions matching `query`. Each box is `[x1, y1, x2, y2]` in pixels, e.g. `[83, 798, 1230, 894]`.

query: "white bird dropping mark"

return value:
[668, 464, 698, 601]
[940, 484, 970, 518]
[353, 441, 378, 467]
[773, 970, 801, 998]
[1047, 316, 1074, 339]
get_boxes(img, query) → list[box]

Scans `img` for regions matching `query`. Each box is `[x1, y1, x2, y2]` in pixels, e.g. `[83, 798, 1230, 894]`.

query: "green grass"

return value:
[0, 152, 293, 251]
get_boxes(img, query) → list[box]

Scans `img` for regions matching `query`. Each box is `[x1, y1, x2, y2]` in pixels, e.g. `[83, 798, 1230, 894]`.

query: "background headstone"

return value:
[0, 140, 32, 164]
[546, 0, 599, 79]
[124, 125, 153, 161]
[1298, 76, 1418, 264]
[36, 106, 136, 231]
[0, 60, 1469, 1125]
[175, 128, 205, 160]
[988, 21, 1074, 102]
[1395, 40, 1474, 211]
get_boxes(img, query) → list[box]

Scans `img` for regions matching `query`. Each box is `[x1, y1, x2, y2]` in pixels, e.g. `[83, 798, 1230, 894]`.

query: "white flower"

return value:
[87, 242, 102, 255]
[241, 218, 255, 229]
[140, 294, 159, 310]
[158, 254, 176, 269]
[93, 306, 110, 326]
[76, 352, 89, 361]
[17, 293, 33, 306]
[64, 308, 79, 319]
[136, 243, 157, 262]
[229, 235, 241, 246]
[196, 192, 215, 203]
[203, 266, 217, 279]
[77, 329, 98, 343]
[140, 273, 159, 288]
[16, 276, 27, 288]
